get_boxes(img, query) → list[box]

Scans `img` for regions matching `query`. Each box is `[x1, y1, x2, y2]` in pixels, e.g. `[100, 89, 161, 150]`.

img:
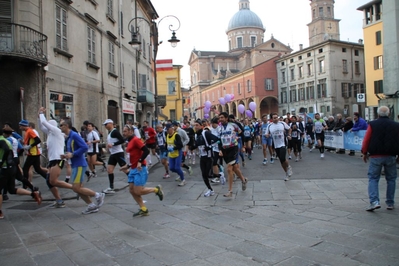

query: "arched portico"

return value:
[259, 96, 278, 117]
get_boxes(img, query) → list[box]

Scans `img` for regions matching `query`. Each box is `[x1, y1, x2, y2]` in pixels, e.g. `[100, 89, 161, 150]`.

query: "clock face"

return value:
[326, 22, 335, 33]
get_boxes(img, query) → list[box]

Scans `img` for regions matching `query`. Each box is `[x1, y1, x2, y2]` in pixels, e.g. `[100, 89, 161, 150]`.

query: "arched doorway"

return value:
[238, 100, 245, 120]
[231, 101, 237, 118]
[225, 103, 230, 114]
[259, 96, 278, 117]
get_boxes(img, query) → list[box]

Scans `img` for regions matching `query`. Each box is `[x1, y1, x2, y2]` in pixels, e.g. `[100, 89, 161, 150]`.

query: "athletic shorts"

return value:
[275, 147, 287, 163]
[159, 150, 168, 160]
[315, 133, 325, 142]
[71, 166, 87, 184]
[128, 167, 148, 186]
[243, 137, 252, 143]
[262, 136, 273, 146]
[48, 160, 65, 169]
[221, 146, 238, 165]
[87, 152, 98, 156]
[108, 152, 127, 166]
[146, 143, 157, 150]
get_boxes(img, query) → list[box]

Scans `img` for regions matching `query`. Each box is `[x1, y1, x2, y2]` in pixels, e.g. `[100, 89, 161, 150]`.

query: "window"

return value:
[120, 63, 124, 86]
[374, 80, 383, 93]
[342, 59, 348, 73]
[353, 83, 365, 95]
[56, 5, 68, 51]
[299, 84, 305, 101]
[319, 48, 323, 53]
[281, 90, 287, 103]
[238, 83, 241, 94]
[281, 62, 285, 66]
[374, 55, 383, 70]
[170, 109, 176, 121]
[247, 79, 252, 92]
[120, 12, 123, 35]
[307, 52, 311, 57]
[290, 68, 295, 81]
[342, 48, 347, 53]
[251, 36, 256, 47]
[298, 56, 302, 60]
[87, 26, 96, 64]
[317, 79, 327, 98]
[290, 87, 297, 102]
[319, 60, 324, 73]
[290, 58, 294, 63]
[309, 107, 314, 113]
[107, 0, 113, 18]
[142, 39, 146, 58]
[341, 83, 351, 98]
[132, 69, 136, 91]
[376, 31, 382, 45]
[355, 61, 360, 74]
[307, 63, 313, 76]
[265, 78, 273, 90]
[306, 82, 315, 99]
[327, 7, 331, 17]
[108, 41, 115, 73]
[319, 7, 323, 17]
[237, 37, 243, 48]
[354, 50, 359, 56]
[281, 71, 286, 83]
[139, 74, 147, 89]
[298, 65, 303, 78]
[168, 80, 176, 94]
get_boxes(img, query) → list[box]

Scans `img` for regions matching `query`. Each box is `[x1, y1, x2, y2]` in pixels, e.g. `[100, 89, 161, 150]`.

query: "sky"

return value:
[151, 0, 366, 86]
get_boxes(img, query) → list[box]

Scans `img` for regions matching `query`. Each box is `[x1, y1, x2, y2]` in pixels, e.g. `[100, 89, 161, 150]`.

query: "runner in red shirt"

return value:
[141, 121, 160, 165]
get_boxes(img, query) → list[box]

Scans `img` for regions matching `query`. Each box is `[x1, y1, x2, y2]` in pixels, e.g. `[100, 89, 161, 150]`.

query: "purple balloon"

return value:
[246, 110, 253, 118]
[204, 101, 212, 109]
[224, 94, 232, 103]
[238, 104, 245, 114]
[219, 97, 226, 105]
[204, 107, 210, 113]
[204, 114, 210, 119]
[249, 102, 257, 112]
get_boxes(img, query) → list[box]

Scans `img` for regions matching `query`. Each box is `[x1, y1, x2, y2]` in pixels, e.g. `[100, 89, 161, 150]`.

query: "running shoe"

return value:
[295, 157, 299, 162]
[87, 172, 94, 182]
[82, 205, 99, 214]
[102, 188, 115, 194]
[32, 191, 42, 205]
[163, 173, 170, 179]
[248, 155, 252, 160]
[220, 173, 226, 185]
[270, 158, 274, 164]
[262, 159, 267, 165]
[320, 153, 324, 158]
[223, 191, 233, 197]
[96, 192, 105, 207]
[175, 177, 181, 181]
[188, 166, 193, 175]
[49, 201, 66, 208]
[155, 185, 164, 201]
[211, 177, 220, 183]
[242, 178, 248, 191]
[288, 156, 292, 160]
[287, 165, 293, 177]
[133, 208, 149, 217]
[178, 180, 186, 186]
[284, 175, 290, 181]
[204, 189, 215, 197]
[366, 201, 381, 211]
[387, 204, 394, 210]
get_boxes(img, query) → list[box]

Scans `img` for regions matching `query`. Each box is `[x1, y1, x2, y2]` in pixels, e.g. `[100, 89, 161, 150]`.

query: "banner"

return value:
[344, 130, 366, 151]
[324, 130, 344, 149]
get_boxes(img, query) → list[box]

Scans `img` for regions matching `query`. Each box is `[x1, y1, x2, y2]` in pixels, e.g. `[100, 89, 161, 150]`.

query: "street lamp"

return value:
[127, 15, 181, 125]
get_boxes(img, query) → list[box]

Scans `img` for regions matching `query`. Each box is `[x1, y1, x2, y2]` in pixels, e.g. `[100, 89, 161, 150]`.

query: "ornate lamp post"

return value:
[128, 15, 181, 125]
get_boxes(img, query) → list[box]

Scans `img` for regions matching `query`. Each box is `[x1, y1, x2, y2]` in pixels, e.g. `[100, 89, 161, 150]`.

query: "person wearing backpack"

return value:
[193, 119, 220, 197]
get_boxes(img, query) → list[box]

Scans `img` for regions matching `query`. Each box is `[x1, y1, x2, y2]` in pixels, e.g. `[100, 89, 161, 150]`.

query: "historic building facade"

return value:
[188, 0, 291, 119]
[276, 0, 366, 118]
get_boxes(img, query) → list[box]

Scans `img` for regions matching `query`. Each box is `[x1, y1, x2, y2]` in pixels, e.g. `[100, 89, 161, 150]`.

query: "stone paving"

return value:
[0, 151, 398, 266]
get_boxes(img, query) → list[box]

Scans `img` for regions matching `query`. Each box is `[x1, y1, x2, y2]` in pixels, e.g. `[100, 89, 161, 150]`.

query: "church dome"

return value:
[227, 2, 265, 32]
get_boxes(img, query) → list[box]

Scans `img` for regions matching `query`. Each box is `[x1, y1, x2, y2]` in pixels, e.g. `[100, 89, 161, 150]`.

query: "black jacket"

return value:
[367, 117, 399, 156]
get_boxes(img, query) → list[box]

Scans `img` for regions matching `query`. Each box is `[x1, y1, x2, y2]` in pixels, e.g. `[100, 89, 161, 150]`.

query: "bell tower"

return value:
[307, 0, 340, 46]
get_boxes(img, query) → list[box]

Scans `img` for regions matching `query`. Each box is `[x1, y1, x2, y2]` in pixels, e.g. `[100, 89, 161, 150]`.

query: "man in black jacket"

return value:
[361, 106, 399, 211]
[333, 114, 345, 154]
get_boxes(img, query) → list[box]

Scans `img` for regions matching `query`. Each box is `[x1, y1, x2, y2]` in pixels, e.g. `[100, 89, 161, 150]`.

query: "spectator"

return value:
[343, 117, 355, 155]
[333, 114, 345, 154]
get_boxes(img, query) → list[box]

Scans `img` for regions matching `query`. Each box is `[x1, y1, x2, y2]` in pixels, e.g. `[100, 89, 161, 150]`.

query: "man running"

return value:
[156, 124, 170, 179]
[313, 113, 328, 158]
[103, 119, 128, 194]
[166, 124, 186, 186]
[142, 121, 160, 165]
[266, 112, 293, 181]
[260, 114, 274, 165]
[120, 125, 163, 217]
[61, 119, 105, 214]
[86, 122, 103, 180]
[218, 112, 248, 197]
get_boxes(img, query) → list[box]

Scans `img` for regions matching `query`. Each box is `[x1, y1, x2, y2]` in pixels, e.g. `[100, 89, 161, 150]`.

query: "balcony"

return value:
[137, 89, 155, 105]
[0, 23, 48, 65]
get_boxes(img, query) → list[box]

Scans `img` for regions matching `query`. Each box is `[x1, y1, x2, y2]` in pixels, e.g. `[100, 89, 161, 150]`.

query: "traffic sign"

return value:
[357, 93, 365, 103]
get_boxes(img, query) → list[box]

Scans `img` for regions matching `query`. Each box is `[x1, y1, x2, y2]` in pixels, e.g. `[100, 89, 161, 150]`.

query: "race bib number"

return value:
[221, 135, 232, 146]
[199, 146, 208, 156]
[145, 132, 149, 140]
[315, 126, 322, 134]
[292, 131, 298, 138]
[262, 128, 268, 135]
[157, 135, 164, 146]
[244, 130, 251, 137]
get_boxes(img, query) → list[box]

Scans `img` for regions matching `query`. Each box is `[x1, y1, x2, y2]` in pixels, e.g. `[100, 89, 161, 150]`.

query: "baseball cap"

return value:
[2, 124, 14, 133]
[165, 123, 173, 130]
[103, 119, 114, 125]
[19, 119, 29, 127]
[172, 121, 179, 126]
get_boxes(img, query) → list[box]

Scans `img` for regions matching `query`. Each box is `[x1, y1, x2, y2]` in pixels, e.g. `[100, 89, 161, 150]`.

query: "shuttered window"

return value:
[56, 5, 68, 51]
[87, 26, 96, 64]
[0, 0, 12, 23]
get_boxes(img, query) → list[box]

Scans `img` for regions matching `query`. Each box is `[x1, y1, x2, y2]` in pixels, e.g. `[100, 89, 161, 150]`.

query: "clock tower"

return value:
[307, 0, 341, 46]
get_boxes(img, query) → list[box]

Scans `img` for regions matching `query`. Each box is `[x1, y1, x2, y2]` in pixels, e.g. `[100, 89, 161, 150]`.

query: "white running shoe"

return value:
[102, 188, 115, 194]
[220, 173, 226, 185]
[263, 159, 267, 165]
[204, 189, 215, 197]
[287, 165, 293, 177]
[82, 204, 99, 214]
[320, 153, 324, 158]
[96, 193, 105, 207]
[178, 180, 186, 186]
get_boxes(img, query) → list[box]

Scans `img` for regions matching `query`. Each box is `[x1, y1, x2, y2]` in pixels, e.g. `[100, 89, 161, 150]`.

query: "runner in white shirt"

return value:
[266, 112, 293, 181]
[86, 123, 104, 180]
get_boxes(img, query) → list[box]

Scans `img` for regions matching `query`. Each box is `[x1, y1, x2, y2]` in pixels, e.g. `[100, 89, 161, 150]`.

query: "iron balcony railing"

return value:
[0, 22, 48, 64]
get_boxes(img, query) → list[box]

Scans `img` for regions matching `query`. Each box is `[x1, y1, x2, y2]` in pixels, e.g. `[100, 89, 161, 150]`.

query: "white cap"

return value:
[103, 119, 114, 125]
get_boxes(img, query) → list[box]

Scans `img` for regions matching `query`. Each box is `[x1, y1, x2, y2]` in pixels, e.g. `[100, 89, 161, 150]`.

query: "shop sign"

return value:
[123, 99, 135, 114]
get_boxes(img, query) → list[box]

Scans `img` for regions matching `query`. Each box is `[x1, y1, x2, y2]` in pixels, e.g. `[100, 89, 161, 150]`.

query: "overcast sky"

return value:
[150, 0, 366, 85]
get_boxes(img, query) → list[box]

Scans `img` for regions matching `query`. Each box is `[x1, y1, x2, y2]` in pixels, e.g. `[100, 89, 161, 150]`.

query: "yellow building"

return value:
[156, 60, 183, 121]
[358, 0, 383, 120]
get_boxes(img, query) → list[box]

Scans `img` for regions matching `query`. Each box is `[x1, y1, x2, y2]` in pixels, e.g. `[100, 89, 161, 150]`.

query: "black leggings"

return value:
[23, 155, 52, 189]
[0, 167, 18, 195]
[3, 158, 34, 194]
[200, 157, 213, 190]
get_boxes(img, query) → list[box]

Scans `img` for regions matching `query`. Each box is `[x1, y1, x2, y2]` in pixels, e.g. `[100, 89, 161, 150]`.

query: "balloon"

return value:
[238, 104, 245, 114]
[246, 110, 253, 118]
[204, 107, 210, 113]
[219, 97, 226, 105]
[224, 94, 232, 103]
[204, 101, 211, 108]
[204, 114, 210, 119]
[230, 94, 235, 100]
[249, 102, 257, 112]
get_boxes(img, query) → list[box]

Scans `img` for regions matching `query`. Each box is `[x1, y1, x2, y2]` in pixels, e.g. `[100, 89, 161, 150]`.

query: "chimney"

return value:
[358, 39, 363, 44]
[299, 44, 303, 50]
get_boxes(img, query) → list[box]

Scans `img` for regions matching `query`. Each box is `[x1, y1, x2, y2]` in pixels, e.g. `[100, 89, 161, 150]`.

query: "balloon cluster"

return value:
[237, 102, 256, 118]
[218, 94, 234, 105]
[204, 100, 211, 119]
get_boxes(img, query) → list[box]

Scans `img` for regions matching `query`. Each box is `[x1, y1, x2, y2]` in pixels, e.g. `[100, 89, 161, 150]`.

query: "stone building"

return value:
[188, 0, 291, 119]
[0, 0, 157, 132]
[276, 0, 366, 117]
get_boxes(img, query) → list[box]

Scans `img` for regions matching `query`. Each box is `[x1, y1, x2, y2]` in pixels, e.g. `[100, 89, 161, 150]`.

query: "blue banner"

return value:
[343, 130, 366, 151]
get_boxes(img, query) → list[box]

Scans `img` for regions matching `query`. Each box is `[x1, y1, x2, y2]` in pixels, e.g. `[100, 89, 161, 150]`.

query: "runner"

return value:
[313, 113, 328, 158]
[218, 112, 248, 197]
[103, 119, 128, 194]
[305, 117, 315, 151]
[289, 115, 304, 162]
[166, 124, 186, 186]
[266, 112, 293, 181]
[260, 114, 274, 165]
[120, 125, 163, 217]
[155, 124, 170, 179]
[141, 121, 160, 166]
[210, 117, 225, 185]
[243, 119, 254, 160]
[85, 122, 103, 180]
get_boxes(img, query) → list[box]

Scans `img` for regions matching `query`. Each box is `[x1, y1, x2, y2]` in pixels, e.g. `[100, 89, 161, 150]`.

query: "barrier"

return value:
[323, 130, 366, 151]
